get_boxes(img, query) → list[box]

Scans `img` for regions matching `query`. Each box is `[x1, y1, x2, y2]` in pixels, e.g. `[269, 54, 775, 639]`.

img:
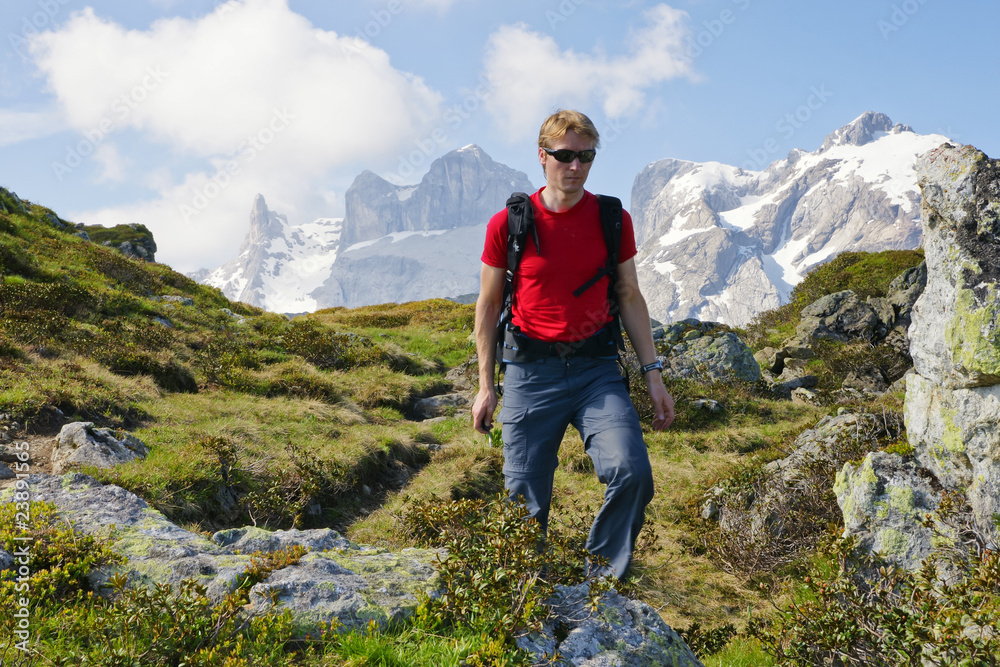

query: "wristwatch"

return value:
[640, 360, 664, 375]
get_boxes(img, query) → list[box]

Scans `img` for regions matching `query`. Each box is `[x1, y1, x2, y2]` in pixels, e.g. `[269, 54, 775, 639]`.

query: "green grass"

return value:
[0, 191, 948, 665]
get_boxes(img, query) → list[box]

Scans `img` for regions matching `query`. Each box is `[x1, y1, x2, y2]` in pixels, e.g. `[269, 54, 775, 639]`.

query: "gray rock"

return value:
[212, 526, 351, 554]
[661, 321, 760, 383]
[790, 387, 820, 404]
[905, 373, 1000, 531]
[51, 422, 149, 474]
[691, 398, 723, 413]
[5, 473, 441, 634]
[910, 144, 1000, 389]
[796, 290, 880, 343]
[842, 367, 888, 393]
[0, 463, 14, 480]
[835, 451, 940, 570]
[219, 308, 248, 324]
[413, 393, 470, 419]
[720, 413, 891, 540]
[887, 261, 927, 316]
[838, 143, 1000, 569]
[12, 473, 249, 601]
[247, 548, 441, 634]
[517, 583, 704, 667]
[0, 548, 13, 571]
[152, 295, 194, 306]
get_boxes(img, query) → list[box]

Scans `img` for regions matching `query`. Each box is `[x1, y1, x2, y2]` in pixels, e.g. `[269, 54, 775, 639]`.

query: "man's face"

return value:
[538, 130, 595, 196]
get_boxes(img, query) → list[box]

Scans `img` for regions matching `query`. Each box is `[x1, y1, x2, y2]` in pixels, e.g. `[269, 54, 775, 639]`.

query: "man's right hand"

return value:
[472, 387, 498, 434]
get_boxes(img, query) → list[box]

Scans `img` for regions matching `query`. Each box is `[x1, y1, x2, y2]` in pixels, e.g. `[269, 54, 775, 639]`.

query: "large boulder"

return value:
[517, 583, 704, 666]
[658, 319, 760, 383]
[838, 143, 1000, 566]
[909, 144, 1000, 389]
[835, 450, 940, 570]
[796, 290, 881, 343]
[51, 422, 149, 474]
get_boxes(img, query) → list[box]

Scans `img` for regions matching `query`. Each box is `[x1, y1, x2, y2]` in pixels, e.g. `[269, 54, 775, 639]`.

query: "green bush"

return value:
[754, 494, 1000, 666]
[282, 319, 389, 370]
[402, 493, 624, 664]
[0, 501, 122, 600]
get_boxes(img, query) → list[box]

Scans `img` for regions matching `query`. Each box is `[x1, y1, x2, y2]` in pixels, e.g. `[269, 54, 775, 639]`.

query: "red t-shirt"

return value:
[481, 189, 637, 342]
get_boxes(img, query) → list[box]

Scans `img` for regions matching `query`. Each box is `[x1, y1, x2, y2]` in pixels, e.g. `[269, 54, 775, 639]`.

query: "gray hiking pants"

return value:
[498, 356, 654, 578]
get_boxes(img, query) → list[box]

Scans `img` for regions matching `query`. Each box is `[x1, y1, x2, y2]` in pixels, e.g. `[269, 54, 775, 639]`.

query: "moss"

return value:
[876, 527, 910, 556]
[946, 284, 1000, 379]
[887, 485, 917, 516]
[940, 405, 966, 454]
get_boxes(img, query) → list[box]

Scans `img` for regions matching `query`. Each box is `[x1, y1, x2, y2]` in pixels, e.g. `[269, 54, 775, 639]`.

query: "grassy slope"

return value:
[0, 187, 927, 663]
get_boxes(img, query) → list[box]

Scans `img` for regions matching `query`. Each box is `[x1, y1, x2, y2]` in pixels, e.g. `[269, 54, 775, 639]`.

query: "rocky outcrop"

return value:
[13, 473, 440, 633]
[655, 319, 760, 383]
[754, 259, 926, 400]
[51, 422, 149, 474]
[518, 583, 704, 667]
[835, 451, 940, 570]
[82, 222, 157, 262]
[709, 412, 897, 550]
[837, 143, 1000, 567]
[796, 291, 882, 343]
[6, 473, 698, 662]
[633, 112, 949, 326]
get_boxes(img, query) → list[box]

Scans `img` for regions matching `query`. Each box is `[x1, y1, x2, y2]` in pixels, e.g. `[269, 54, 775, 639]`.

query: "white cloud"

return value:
[27, 0, 443, 270]
[482, 4, 695, 140]
[0, 107, 66, 147]
[93, 143, 128, 183]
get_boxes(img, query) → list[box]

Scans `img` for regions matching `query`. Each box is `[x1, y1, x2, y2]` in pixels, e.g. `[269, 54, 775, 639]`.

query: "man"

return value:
[472, 109, 674, 579]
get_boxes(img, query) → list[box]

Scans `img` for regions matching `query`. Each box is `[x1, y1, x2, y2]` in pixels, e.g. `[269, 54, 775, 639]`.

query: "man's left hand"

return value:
[647, 377, 675, 430]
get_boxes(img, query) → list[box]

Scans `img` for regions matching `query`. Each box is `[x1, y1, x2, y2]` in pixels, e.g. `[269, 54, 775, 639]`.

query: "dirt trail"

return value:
[0, 432, 55, 490]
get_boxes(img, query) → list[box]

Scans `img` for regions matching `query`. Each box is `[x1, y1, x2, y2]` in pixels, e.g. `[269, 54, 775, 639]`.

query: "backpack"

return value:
[494, 192, 625, 393]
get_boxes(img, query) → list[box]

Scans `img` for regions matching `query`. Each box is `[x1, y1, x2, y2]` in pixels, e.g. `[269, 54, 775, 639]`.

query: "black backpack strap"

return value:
[572, 195, 625, 350]
[495, 192, 536, 394]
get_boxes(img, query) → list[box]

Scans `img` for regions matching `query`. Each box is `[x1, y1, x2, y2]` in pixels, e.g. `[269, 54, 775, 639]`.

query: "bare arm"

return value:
[472, 263, 507, 434]
[615, 257, 675, 430]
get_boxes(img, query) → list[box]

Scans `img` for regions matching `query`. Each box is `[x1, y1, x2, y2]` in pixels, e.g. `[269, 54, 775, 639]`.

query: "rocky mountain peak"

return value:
[339, 145, 534, 248]
[243, 194, 288, 252]
[822, 111, 897, 149]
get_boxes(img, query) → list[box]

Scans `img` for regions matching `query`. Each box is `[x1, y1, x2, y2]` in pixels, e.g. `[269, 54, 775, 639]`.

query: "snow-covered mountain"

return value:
[198, 194, 342, 313]
[197, 145, 534, 312]
[632, 111, 950, 325]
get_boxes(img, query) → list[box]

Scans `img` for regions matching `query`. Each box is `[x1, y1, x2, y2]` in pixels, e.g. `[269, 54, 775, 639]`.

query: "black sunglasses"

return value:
[542, 147, 597, 163]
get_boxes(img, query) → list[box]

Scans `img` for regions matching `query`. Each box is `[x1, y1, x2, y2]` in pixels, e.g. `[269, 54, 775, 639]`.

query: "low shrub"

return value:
[701, 411, 902, 581]
[754, 535, 1000, 665]
[404, 493, 614, 664]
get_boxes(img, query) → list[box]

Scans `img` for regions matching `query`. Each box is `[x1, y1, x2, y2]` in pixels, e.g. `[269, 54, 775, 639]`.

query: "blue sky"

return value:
[1, 0, 997, 273]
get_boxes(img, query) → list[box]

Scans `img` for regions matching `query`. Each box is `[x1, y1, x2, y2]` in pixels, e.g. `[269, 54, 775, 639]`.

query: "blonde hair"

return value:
[538, 109, 600, 149]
